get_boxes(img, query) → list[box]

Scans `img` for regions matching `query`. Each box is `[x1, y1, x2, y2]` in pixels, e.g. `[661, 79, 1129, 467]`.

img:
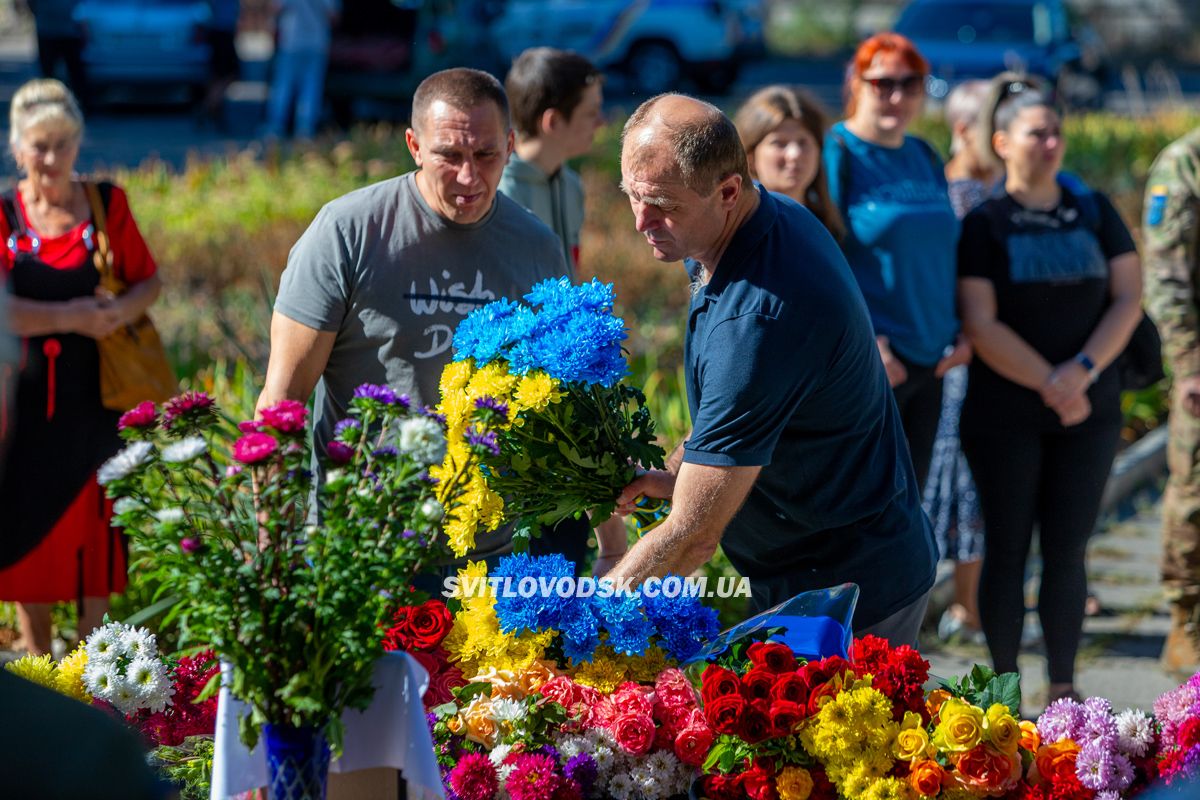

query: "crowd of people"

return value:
[4, 26, 1200, 726]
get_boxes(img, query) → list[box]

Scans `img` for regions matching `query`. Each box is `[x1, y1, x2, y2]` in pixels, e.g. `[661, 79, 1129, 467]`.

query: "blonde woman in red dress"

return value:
[0, 79, 161, 655]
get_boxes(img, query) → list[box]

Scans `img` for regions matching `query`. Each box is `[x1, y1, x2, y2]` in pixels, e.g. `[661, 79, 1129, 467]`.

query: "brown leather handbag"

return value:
[85, 182, 176, 412]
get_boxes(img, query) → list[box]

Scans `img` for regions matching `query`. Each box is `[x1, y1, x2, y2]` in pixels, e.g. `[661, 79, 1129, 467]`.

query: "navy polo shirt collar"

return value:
[699, 186, 777, 298]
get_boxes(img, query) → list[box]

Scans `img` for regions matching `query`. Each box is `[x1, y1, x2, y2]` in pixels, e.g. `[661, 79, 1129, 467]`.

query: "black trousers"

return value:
[962, 423, 1121, 685]
[892, 357, 943, 491]
[37, 36, 86, 98]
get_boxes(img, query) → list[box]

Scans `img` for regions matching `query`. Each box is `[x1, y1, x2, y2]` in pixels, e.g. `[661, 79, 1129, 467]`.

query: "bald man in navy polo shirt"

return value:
[610, 94, 937, 646]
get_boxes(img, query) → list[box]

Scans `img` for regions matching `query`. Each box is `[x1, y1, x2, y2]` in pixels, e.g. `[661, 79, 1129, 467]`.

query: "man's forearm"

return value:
[610, 519, 718, 584]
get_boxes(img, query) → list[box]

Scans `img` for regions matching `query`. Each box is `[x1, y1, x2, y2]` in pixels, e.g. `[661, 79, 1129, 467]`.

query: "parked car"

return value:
[73, 0, 212, 98]
[487, 0, 767, 95]
[893, 0, 1104, 105]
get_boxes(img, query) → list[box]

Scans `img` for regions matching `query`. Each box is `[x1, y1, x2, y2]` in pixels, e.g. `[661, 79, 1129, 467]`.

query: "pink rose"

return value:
[180, 537, 200, 554]
[540, 676, 582, 710]
[118, 401, 158, 431]
[611, 684, 654, 719]
[260, 399, 308, 434]
[655, 668, 698, 711]
[612, 712, 656, 756]
[674, 725, 715, 767]
[233, 432, 279, 464]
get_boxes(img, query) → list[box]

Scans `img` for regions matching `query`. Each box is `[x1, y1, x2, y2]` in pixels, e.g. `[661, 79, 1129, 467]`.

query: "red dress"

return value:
[0, 183, 157, 602]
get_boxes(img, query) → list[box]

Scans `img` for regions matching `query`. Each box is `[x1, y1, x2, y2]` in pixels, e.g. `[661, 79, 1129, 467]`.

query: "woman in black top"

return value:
[957, 83, 1143, 703]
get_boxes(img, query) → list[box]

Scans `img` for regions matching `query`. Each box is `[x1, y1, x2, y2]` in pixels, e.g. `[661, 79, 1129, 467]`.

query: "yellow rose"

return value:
[931, 698, 984, 753]
[894, 725, 934, 762]
[984, 704, 1021, 755]
[776, 766, 814, 800]
[446, 714, 466, 736]
[1019, 720, 1041, 753]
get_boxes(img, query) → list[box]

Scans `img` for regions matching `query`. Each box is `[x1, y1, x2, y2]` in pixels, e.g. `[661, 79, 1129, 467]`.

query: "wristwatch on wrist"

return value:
[1074, 352, 1099, 384]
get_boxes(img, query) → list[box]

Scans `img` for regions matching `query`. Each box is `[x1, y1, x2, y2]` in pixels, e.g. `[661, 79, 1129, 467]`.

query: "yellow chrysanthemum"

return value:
[440, 359, 476, 396]
[55, 647, 91, 702]
[622, 645, 671, 683]
[4, 654, 57, 690]
[468, 362, 519, 405]
[514, 371, 564, 414]
[439, 389, 474, 434]
[572, 651, 629, 694]
[861, 776, 915, 800]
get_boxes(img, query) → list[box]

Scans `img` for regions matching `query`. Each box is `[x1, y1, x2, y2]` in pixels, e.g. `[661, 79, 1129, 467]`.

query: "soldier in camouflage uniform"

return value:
[1144, 126, 1200, 675]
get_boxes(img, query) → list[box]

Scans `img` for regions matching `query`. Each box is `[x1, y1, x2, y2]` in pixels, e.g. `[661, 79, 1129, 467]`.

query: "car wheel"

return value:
[625, 41, 684, 96]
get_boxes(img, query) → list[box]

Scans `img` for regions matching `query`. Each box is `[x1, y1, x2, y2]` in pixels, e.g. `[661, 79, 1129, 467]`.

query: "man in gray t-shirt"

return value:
[258, 68, 571, 562]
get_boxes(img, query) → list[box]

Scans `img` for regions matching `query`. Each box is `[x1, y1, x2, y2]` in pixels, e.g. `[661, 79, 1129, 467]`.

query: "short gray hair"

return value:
[622, 94, 751, 195]
[9, 78, 83, 149]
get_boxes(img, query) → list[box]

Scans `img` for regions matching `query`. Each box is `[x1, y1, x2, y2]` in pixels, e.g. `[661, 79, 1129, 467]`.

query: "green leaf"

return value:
[455, 682, 492, 702]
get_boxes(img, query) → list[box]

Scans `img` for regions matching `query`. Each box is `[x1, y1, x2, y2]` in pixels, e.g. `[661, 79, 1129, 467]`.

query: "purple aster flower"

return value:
[353, 384, 399, 404]
[1039, 697, 1085, 743]
[333, 418, 362, 437]
[1077, 741, 1134, 793]
[473, 396, 509, 418]
[563, 753, 597, 794]
[466, 426, 501, 456]
[419, 405, 446, 424]
[373, 446, 400, 458]
[403, 529, 418, 539]
[420, 472, 440, 485]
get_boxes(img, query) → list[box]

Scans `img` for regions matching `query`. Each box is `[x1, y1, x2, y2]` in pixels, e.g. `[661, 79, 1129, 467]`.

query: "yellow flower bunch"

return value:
[932, 698, 985, 754]
[776, 766, 815, 800]
[433, 359, 563, 556]
[569, 644, 673, 692]
[442, 561, 555, 675]
[894, 711, 935, 762]
[4, 653, 57, 690]
[55, 647, 91, 702]
[800, 685, 899, 796]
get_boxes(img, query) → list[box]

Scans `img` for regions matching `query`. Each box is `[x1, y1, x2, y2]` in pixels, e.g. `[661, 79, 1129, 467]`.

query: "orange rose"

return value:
[1019, 721, 1041, 753]
[516, 660, 559, 696]
[1032, 740, 1079, 785]
[926, 688, 952, 720]
[954, 744, 1022, 795]
[462, 698, 498, 747]
[908, 759, 947, 797]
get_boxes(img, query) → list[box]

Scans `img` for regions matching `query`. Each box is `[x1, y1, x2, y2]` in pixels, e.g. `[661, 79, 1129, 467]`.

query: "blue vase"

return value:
[263, 723, 331, 800]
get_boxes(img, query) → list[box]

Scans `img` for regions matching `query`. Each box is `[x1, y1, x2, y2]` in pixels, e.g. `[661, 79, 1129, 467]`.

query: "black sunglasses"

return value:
[864, 75, 925, 98]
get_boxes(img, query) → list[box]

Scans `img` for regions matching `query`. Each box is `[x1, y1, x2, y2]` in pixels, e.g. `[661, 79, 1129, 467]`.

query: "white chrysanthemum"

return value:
[646, 751, 677, 777]
[85, 623, 128, 664]
[554, 736, 585, 760]
[490, 698, 527, 724]
[127, 656, 174, 713]
[160, 435, 207, 463]
[489, 744, 512, 767]
[120, 626, 159, 659]
[1115, 709, 1156, 757]
[497, 764, 516, 788]
[631, 766, 664, 800]
[607, 772, 634, 800]
[418, 498, 444, 523]
[110, 681, 140, 715]
[397, 417, 447, 466]
[112, 497, 140, 517]
[83, 660, 120, 697]
[97, 441, 153, 485]
[154, 507, 185, 525]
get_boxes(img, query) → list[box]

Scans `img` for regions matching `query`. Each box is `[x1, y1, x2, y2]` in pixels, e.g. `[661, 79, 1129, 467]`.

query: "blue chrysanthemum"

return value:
[491, 553, 574, 634]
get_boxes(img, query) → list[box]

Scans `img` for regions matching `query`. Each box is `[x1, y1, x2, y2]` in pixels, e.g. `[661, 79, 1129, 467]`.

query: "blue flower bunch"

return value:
[489, 554, 720, 664]
[452, 277, 629, 387]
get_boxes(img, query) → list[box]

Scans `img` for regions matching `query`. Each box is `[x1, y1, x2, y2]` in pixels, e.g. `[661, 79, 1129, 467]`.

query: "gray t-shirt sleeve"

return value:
[274, 205, 352, 332]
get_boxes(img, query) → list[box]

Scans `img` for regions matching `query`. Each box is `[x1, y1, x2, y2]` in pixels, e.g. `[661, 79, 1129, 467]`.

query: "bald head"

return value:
[621, 93, 750, 195]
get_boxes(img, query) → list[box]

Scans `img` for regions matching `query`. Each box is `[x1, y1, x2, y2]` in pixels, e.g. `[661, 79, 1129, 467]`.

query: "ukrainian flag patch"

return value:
[1148, 185, 1169, 226]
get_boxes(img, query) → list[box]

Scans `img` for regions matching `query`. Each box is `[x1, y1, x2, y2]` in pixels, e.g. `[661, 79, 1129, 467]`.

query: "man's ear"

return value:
[405, 128, 423, 167]
[718, 174, 743, 208]
[539, 107, 563, 137]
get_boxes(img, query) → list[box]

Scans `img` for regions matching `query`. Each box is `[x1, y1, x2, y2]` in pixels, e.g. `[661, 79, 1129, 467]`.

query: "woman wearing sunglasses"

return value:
[825, 33, 967, 492]
[957, 80, 1142, 703]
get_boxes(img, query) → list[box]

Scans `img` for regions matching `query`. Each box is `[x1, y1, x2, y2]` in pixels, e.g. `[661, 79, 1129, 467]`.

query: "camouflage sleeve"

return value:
[1144, 137, 1200, 377]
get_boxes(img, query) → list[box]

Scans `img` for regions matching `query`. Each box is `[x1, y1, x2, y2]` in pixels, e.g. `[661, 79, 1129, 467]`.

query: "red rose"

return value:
[768, 700, 805, 736]
[1178, 717, 1200, 749]
[703, 773, 744, 800]
[674, 725, 714, 767]
[742, 761, 778, 800]
[410, 650, 440, 679]
[747, 641, 798, 673]
[404, 600, 452, 651]
[705, 693, 747, 735]
[798, 656, 851, 690]
[806, 680, 843, 717]
[741, 668, 777, 703]
[769, 672, 809, 706]
[737, 706, 772, 744]
[612, 712, 656, 755]
[701, 665, 742, 704]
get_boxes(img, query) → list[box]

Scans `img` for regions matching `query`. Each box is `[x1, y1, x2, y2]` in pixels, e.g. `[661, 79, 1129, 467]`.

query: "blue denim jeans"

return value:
[266, 47, 327, 138]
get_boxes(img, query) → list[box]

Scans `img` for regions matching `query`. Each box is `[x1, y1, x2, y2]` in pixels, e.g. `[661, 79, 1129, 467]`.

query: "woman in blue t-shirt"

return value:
[957, 83, 1143, 704]
[825, 33, 968, 488]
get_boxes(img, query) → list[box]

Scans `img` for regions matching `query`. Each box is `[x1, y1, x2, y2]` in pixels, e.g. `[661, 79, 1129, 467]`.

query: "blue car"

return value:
[74, 0, 213, 95]
[893, 0, 1102, 104]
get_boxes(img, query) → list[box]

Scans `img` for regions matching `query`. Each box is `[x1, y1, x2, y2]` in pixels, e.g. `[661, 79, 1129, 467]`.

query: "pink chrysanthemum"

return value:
[118, 401, 158, 432]
[448, 752, 499, 800]
[260, 399, 308, 434]
[232, 432, 279, 464]
[506, 753, 559, 800]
